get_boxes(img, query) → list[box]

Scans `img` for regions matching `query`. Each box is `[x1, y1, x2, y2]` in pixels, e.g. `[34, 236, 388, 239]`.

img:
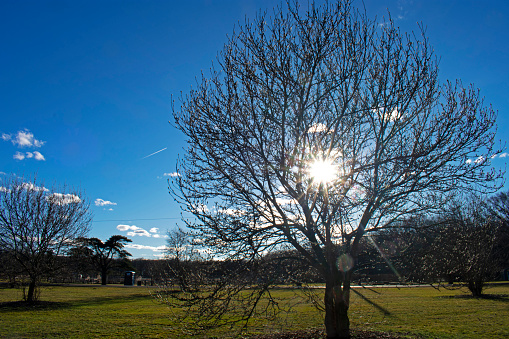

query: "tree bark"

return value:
[26, 278, 37, 304]
[101, 269, 108, 285]
[324, 279, 351, 339]
[468, 279, 484, 297]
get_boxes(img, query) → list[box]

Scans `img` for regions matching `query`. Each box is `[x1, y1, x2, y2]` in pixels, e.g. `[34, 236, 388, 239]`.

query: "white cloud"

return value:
[192, 204, 209, 214]
[13, 152, 25, 160]
[47, 193, 81, 205]
[498, 152, 508, 158]
[125, 243, 167, 252]
[117, 225, 167, 239]
[13, 151, 45, 161]
[466, 156, 485, 164]
[217, 208, 248, 217]
[371, 107, 401, 122]
[95, 198, 117, 207]
[4, 130, 46, 161]
[116, 224, 151, 237]
[117, 224, 131, 232]
[128, 229, 151, 237]
[164, 172, 180, 177]
[308, 123, 329, 133]
[8, 129, 45, 148]
[33, 151, 45, 161]
[20, 182, 49, 192]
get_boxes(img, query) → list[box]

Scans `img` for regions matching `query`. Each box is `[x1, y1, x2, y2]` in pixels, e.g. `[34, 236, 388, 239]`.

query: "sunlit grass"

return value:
[0, 283, 508, 338]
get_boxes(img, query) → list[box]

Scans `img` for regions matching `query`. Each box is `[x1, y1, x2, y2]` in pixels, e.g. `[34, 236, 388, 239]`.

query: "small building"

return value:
[124, 271, 136, 286]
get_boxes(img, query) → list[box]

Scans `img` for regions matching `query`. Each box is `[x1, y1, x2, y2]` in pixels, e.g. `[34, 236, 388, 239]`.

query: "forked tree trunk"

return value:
[324, 279, 351, 339]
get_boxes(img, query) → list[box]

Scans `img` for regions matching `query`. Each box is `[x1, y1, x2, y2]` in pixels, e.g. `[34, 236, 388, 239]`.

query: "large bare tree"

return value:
[167, 1, 502, 337]
[0, 175, 91, 303]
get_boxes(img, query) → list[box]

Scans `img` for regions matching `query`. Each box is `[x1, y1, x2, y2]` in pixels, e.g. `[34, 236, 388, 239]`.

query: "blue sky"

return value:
[1, 0, 508, 258]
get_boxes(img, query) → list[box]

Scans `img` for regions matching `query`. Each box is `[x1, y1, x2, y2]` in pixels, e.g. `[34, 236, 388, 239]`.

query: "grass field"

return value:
[0, 283, 508, 338]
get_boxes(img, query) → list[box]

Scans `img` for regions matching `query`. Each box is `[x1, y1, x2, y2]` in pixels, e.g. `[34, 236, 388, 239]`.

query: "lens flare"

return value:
[367, 235, 402, 281]
[337, 253, 354, 272]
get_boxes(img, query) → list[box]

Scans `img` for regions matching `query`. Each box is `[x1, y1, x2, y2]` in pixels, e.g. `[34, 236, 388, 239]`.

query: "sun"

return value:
[309, 159, 337, 185]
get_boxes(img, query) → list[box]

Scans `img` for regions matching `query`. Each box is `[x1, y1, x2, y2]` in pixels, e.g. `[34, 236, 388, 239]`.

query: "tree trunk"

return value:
[101, 269, 108, 285]
[26, 278, 37, 304]
[467, 279, 484, 297]
[324, 279, 351, 339]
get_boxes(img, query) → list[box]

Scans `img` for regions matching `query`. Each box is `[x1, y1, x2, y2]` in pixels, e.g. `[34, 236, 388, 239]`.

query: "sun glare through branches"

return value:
[309, 159, 337, 185]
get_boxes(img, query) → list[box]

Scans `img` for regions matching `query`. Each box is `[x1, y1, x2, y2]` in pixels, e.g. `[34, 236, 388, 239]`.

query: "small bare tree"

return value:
[487, 190, 509, 270]
[167, 1, 502, 337]
[0, 175, 91, 303]
[419, 195, 501, 296]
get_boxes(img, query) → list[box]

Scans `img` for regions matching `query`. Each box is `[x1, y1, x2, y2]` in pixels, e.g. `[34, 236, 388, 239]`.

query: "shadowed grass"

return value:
[0, 283, 507, 338]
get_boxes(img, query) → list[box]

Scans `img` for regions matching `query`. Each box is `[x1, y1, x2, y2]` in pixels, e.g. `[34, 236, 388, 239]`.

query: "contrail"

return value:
[141, 147, 167, 159]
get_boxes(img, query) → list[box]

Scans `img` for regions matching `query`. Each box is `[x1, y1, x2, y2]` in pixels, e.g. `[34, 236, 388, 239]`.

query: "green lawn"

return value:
[0, 283, 507, 338]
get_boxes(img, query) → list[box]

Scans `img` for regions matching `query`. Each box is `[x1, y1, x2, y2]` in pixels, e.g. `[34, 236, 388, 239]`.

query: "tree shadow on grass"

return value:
[0, 292, 153, 312]
[352, 289, 394, 317]
[0, 300, 70, 311]
[73, 292, 153, 308]
[438, 294, 509, 303]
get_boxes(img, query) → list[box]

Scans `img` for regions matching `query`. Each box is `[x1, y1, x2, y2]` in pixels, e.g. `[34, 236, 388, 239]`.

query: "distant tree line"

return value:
[2, 175, 507, 305]
[2, 191, 508, 294]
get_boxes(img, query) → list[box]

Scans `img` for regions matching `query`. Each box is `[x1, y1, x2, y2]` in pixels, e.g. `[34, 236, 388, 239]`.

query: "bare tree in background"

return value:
[0, 175, 91, 303]
[419, 195, 501, 297]
[166, 1, 502, 337]
[487, 190, 509, 274]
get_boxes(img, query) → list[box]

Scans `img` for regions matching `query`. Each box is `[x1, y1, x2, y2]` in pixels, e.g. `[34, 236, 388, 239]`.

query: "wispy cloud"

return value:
[116, 224, 167, 238]
[13, 152, 25, 161]
[125, 243, 167, 252]
[467, 152, 508, 164]
[117, 224, 150, 237]
[95, 198, 117, 207]
[47, 193, 81, 205]
[141, 147, 167, 159]
[163, 172, 180, 177]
